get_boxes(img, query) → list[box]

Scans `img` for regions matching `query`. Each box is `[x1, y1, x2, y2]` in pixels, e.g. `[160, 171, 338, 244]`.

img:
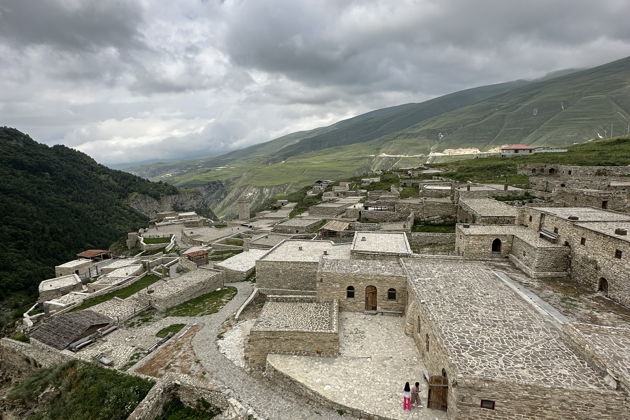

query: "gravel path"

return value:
[192, 282, 349, 420]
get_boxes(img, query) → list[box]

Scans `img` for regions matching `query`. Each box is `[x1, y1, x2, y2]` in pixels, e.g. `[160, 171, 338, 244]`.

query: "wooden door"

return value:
[427, 375, 448, 411]
[365, 286, 377, 310]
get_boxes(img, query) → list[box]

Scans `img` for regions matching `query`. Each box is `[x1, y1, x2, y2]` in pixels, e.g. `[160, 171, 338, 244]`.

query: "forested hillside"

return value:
[0, 127, 179, 327]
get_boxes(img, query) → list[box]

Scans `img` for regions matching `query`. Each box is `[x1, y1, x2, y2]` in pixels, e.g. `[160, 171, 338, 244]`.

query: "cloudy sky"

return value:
[1, 0, 629, 166]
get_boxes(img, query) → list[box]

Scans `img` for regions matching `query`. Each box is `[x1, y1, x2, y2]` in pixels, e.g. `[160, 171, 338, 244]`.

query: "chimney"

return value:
[361, 236, 367, 241]
[466, 185, 471, 191]
[298, 246, 303, 251]
[323, 250, 328, 255]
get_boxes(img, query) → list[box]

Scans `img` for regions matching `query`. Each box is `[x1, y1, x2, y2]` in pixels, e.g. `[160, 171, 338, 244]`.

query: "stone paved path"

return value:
[192, 282, 349, 420]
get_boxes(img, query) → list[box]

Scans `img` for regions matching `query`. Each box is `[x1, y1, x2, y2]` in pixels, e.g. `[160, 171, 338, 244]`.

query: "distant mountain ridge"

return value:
[128, 55, 630, 216]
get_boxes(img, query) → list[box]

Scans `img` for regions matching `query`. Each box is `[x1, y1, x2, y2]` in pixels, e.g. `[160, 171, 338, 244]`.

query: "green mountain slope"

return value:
[129, 55, 630, 216]
[0, 127, 188, 326]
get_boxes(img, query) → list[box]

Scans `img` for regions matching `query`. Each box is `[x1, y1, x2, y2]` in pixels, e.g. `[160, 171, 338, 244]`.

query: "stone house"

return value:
[38, 274, 85, 302]
[457, 198, 518, 224]
[350, 231, 413, 261]
[215, 249, 269, 282]
[553, 188, 628, 211]
[273, 218, 324, 234]
[403, 259, 626, 419]
[316, 259, 407, 313]
[308, 202, 351, 217]
[54, 259, 93, 278]
[500, 144, 534, 157]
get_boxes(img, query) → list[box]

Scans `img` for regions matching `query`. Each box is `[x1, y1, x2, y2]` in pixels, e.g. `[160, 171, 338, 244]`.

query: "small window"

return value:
[417, 316, 421, 333]
[480, 400, 495, 410]
[615, 249, 622, 259]
[553, 227, 559, 234]
[529, 215, 533, 222]
[580, 237, 586, 245]
[346, 286, 355, 299]
[568, 170, 572, 175]
[425, 334, 430, 352]
[602, 200, 608, 210]
[387, 288, 397, 300]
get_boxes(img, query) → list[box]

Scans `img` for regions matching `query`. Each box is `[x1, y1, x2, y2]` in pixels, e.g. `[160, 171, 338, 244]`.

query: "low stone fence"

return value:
[0, 337, 75, 368]
[407, 232, 455, 247]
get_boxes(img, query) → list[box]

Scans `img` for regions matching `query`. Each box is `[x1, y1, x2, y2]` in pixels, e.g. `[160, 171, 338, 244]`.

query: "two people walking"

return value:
[403, 381, 422, 411]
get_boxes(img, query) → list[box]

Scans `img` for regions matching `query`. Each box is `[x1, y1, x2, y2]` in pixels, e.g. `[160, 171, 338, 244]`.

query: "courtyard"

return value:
[265, 313, 448, 420]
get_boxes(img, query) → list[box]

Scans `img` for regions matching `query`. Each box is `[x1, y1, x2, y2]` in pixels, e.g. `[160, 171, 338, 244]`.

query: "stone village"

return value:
[2, 158, 630, 419]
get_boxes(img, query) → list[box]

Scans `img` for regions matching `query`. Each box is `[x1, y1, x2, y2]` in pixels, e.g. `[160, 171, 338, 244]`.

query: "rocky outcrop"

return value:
[127, 186, 221, 220]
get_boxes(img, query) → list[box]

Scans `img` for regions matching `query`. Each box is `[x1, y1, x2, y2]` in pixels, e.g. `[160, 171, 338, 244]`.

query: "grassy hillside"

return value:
[129, 55, 630, 216]
[434, 137, 630, 184]
[0, 127, 179, 328]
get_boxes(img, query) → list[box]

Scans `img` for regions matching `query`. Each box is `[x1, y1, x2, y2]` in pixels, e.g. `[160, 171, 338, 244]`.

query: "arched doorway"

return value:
[598, 278, 609, 296]
[365, 286, 377, 310]
[491, 238, 502, 253]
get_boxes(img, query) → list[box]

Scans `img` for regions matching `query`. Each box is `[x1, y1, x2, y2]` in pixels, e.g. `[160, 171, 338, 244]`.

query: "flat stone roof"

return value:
[319, 259, 405, 277]
[458, 225, 564, 248]
[39, 274, 81, 292]
[276, 218, 323, 227]
[575, 221, 630, 243]
[312, 202, 350, 208]
[253, 299, 336, 332]
[260, 240, 351, 262]
[351, 232, 412, 255]
[248, 233, 295, 247]
[459, 198, 518, 217]
[457, 184, 523, 192]
[149, 268, 222, 300]
[56, 259, 92, 268]
[403, 260, 609, 390]
[215, 249, 269, 272]
[533, 207, 630, 222]
[100, 258, 139, 271]
[102, 264, 143, 279]
[184, 226, 251, 243]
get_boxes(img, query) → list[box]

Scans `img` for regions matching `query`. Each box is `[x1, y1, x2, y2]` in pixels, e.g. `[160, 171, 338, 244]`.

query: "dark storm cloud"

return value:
[0, 0, 629, 164]
[0, 0, 145, 51]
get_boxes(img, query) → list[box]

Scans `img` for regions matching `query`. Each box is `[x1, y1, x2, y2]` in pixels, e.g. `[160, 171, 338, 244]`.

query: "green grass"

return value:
[399, 186, 419, 199]
[158, 396, 221, 420]
[8, 360, 154, 420]
[72, 274, 160, 311]
[434, 137, 630, 184]
[165, 286, 237, 317]
[11, 332, 30, 343]
[223, 238, 244, 246]
[142, 236, 171, 244]
[156, 324, 186, 338]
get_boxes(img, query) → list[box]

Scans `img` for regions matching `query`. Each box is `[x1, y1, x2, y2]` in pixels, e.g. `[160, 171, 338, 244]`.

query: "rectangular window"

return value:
[553, 227, 559, 234]
[480, 400, 495, 410]
[602, 200, 608, 210]
[580, 237, 586, 245]
[615, 249, 622, 259]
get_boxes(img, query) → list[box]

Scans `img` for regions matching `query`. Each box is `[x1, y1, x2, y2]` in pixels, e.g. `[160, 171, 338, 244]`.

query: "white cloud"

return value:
[1, 0, 629, 165]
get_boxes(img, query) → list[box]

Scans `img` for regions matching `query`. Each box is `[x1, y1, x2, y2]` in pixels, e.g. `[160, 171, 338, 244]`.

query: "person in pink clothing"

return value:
[403, 382, 412, 411]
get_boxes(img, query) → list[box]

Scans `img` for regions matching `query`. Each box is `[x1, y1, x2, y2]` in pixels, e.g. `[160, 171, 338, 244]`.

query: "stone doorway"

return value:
[365, 286, 377, 310]
[491, 238, 502, 254]
[598, 278, 609, 296]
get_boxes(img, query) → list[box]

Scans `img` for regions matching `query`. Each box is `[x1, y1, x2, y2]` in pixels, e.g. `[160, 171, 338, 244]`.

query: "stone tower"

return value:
[238, 197, 250, 220]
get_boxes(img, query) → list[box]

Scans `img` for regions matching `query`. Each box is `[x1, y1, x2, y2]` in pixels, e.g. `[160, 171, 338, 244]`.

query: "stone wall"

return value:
[256, 260, 319, 293]
[246, 299, 339, 368]
[518, 164, 630, 178]
[455, 227, 513, 258]
[360, 209, 408, 223]
[0, 338, 74, 368]
[407, 232, 456, 247]
[317, 271, 407, 312]
[151, 270, 224, 312]
[553, 188, 628, 211]
[508, 236, 570, 277]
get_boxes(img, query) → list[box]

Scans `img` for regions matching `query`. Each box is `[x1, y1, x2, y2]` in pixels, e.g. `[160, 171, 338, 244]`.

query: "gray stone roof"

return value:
[276, 218, 323, 227]
[319, 259, 405, 277]
[253, 299, 336, 332]
[351, 232, 412, 255]
[403, 260, 609, 390]
[30, 310, 112, 349]
[459, 198, 518, 217]
[533, 207, 630, 222]
[260, 240, 351, 262]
